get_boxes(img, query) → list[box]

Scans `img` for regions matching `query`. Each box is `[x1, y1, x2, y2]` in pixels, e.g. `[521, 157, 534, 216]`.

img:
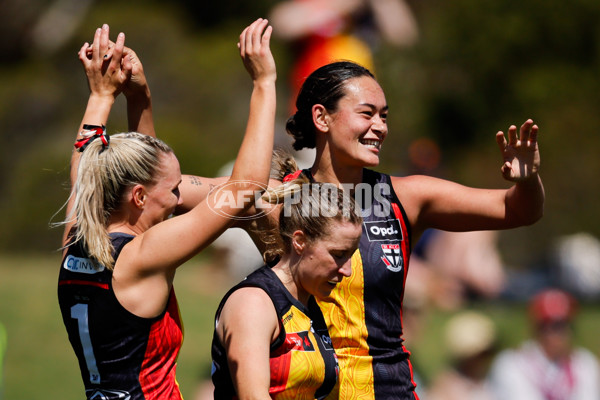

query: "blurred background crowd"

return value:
[1, 0, 599, 399]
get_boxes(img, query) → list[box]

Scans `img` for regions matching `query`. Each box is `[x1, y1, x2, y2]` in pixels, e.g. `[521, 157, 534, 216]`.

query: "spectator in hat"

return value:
[427, 311, 497, 400]
[488, 289, 600, 400]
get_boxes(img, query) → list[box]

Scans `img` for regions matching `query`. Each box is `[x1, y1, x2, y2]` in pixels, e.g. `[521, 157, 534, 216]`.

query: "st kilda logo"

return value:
[381, 243, 403, 272]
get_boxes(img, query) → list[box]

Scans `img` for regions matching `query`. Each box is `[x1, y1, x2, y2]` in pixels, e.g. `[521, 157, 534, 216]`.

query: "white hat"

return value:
[445, 311, 496, 360]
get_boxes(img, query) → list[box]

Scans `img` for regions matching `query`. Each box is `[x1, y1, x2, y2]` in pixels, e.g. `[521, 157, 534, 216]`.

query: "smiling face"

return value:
[295, 220, 362, 300]
[142, 152, 183, 227]
[321, 76, 388, 168]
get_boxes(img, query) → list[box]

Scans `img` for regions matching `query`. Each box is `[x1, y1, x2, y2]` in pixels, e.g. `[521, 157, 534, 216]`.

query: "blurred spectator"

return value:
[488, 289, 600, 400]
[552, 232, 600, 300]
[503, 232, 600, 302]
[427, 311, 497, 400]
[410, 229, 507, 310]
[210, 226, 264, 280]
[270, 0, 419, 105]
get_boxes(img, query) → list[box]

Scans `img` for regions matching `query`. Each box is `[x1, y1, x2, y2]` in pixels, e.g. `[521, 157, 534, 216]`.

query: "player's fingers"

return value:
[78, 42, 91, 65]
[519, 119, 533, 143]
[109, 32, 125, 71]
[500, 162, 512, 179]
[261, 25, 273, 47]
[495, 131, 507, 152]
[245, 18, 264, 54]
[253, 18, 269, 50]
[529, 124, 539, 145]
[238, 26, 250, 56]
[99, 24, 110, 58]
[91, 28, 101, 63]
[507, 125, 518, 146]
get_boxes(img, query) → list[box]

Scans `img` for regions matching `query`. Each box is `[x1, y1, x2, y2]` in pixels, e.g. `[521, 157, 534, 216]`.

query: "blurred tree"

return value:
[178, 0, 277, 28]
[0, 0, 598, 263]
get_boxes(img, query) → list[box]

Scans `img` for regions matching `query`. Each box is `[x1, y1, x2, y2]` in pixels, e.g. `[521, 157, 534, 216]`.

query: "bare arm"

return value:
[122, 46, 155, 136]
[396, 120, 544, 238]
[119, 19, 277, 277]
[63, 25, 130, 247]
[85, 41, 154, 136]
[217, 287, 278, 399]
[173, 175, 229, 214]
[229, 20, 277, 187]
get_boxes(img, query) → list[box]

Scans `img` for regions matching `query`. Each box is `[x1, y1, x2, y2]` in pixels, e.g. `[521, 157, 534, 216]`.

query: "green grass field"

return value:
[1, 254, 599, 399]
[0, 254, 232, 400]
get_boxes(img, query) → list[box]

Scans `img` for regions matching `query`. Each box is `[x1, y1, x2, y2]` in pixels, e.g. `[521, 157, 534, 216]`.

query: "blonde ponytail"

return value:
[66, 132, 172, 269]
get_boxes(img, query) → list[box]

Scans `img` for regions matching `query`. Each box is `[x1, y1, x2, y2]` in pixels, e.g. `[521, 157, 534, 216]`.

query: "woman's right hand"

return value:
[78, 24, 131, 99]
[238, 18, 276, 84]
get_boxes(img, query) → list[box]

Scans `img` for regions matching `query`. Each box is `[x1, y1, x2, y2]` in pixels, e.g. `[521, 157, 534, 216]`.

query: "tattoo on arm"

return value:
[189, 176, 203, 186]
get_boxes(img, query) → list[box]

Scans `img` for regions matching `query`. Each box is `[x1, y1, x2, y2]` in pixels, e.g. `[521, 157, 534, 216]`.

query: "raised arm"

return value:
[123, 18, 276, 273]
[85, 41, 155, 136]
[229, 19, 277, 185]
[395, 119, 545, 238]
[122, 46, 155, 136]
[174, 17, 280, 215]
[63, 24, 130, 247]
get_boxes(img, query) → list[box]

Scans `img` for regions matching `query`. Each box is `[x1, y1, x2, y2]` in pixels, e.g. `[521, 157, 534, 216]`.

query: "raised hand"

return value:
[85, 37, 153, 135]
[84, 40, 147, 98]
[496, 119, 541, 182]
[78, 24, 131, 99]
[238, 18, 276, 84]
[121, 46, 149, 99]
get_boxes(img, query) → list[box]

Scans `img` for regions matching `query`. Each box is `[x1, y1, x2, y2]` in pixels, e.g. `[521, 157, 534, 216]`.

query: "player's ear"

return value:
[313, 104, 330, 134]
[291, 230, 307, 255]
[131, 185, 147, 209]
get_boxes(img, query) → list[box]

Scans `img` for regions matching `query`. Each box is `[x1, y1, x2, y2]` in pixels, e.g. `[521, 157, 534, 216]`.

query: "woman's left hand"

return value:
[496, 119, 540, 182]
[78, 24, 131, 99]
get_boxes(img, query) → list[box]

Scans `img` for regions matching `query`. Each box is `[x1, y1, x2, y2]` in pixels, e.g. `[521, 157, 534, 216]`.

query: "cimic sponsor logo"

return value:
[63, 255, 104, 274]
[364, 219, 403, 242]
[207, 181, 395, 220]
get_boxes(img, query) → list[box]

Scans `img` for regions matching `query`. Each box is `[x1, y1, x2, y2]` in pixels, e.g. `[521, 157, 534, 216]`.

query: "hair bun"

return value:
[286, 113, 316, 150]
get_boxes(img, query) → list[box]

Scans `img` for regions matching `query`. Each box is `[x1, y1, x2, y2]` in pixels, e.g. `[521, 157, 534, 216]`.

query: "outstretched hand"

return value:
[496, 119, 541, 182]
[238, 18, 276, 83]
[78, 24, 131, 99]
